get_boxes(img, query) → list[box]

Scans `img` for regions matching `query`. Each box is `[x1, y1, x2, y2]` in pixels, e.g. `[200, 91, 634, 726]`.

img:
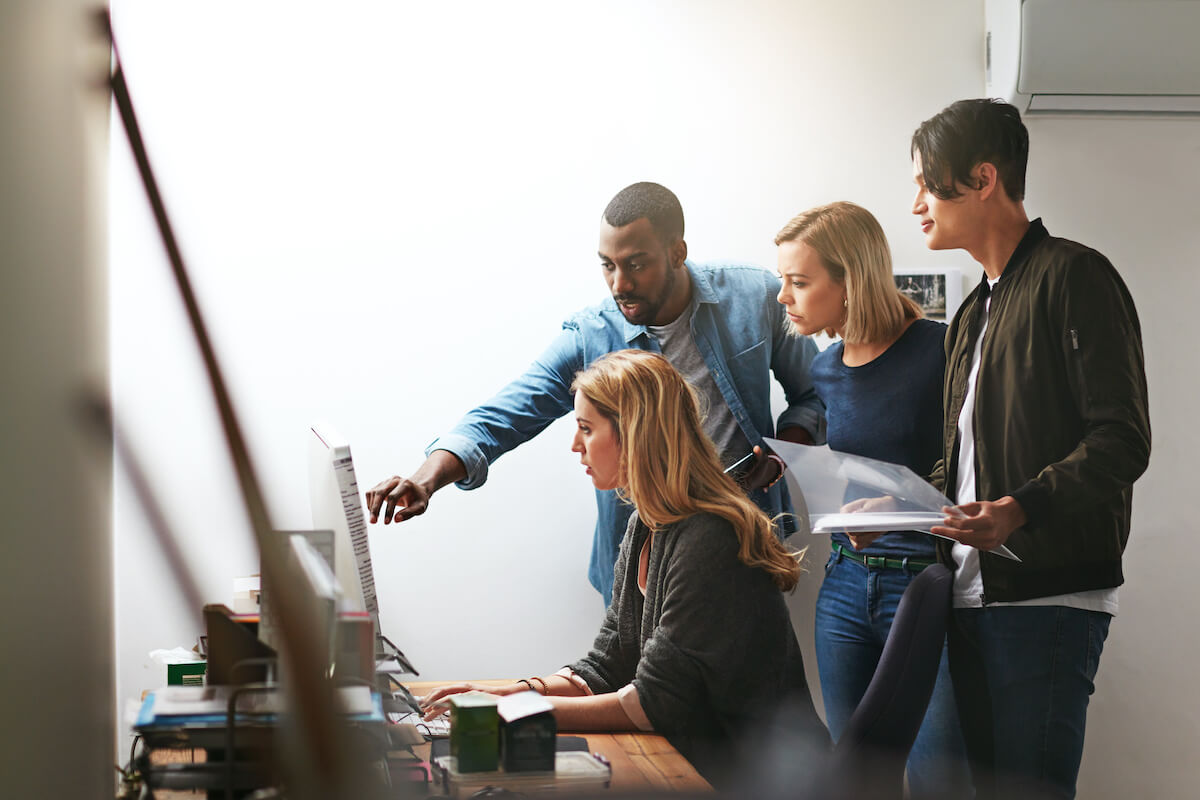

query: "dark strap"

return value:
[833, 543, 936, 573]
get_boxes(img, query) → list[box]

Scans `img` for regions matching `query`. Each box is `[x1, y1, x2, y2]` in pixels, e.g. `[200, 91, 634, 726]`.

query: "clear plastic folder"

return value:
[765, 439, 1020, 561]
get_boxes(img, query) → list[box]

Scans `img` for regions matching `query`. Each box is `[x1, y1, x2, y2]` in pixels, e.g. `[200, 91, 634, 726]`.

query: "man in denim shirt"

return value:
[366, 183, 823, 603]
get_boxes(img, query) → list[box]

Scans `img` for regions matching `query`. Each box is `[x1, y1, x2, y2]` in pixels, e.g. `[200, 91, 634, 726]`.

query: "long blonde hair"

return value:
[774, 201, 920, 345]
[571, 350, 802, 591]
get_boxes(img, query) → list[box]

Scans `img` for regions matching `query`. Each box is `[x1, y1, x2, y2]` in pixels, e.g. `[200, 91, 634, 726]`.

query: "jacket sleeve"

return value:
[426, 323, 585, 489]
[767, 274, 826, 443]
[632, 519, 779, 733]
[1010, 251, 1152, 524]
[928, 458, 947, 494]
[569, 516, 641, 693]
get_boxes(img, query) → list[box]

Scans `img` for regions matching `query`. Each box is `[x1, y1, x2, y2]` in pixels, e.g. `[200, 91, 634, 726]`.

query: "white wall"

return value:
[1022, 116, 1200, 799]
[109, 1, 1198, 795]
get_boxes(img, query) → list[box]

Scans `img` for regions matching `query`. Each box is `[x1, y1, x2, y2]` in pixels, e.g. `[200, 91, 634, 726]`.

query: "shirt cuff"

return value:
[616, 683, 654, 732]
[425, 433, 489, 489]
[1011, 480, 1051, 527]
[777, 406, 826, 445]
[554, 668, 593, 695]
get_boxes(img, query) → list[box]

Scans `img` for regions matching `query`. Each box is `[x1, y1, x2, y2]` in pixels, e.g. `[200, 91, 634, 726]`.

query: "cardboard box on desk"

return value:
[498, 691, 556, 772]
[449, 692, 499, 773]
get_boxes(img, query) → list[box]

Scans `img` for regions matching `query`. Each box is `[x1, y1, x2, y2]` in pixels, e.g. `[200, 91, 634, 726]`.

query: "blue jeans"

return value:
[949, 606, 1111, 800]
[815, 551, 972, 799]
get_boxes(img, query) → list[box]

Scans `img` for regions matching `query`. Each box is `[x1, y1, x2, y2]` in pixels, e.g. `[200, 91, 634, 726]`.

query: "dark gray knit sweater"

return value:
[570, 511, 826, 784]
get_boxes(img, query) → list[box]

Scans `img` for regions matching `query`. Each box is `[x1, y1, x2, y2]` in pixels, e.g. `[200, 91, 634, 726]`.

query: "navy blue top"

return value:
[811, 318, 947, 559]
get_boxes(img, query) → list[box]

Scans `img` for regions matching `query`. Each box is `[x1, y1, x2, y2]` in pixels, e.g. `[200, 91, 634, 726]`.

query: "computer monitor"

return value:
[308, 422, 417, 675]
[287, 532, 342, 671]
[257, 528, 340, 662]
[308, 423, 374, 618]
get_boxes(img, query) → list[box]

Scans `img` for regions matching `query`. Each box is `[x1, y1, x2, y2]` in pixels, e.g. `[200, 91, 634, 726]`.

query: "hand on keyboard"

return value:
[388, 709, 451, 739]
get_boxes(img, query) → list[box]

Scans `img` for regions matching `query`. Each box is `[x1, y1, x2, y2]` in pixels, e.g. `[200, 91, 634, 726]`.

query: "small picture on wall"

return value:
[893, 268, 964, 321]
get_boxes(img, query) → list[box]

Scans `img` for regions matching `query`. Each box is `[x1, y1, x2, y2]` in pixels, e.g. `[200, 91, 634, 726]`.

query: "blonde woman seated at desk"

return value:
[421, 350, 827, 785]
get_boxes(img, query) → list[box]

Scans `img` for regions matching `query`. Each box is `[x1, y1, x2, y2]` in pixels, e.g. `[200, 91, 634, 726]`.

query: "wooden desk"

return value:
[405, 680, 711, 794]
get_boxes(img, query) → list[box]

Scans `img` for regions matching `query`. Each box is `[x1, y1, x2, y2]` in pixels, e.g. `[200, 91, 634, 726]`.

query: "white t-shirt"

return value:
[950, 276, 1118, 614]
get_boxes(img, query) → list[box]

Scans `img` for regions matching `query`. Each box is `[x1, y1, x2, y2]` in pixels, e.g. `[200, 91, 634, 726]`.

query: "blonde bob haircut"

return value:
[571, 350, 802, 591]
[774, 201, 920, 345]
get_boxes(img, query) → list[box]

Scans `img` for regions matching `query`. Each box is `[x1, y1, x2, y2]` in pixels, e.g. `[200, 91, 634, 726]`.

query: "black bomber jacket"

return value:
[931, 219, 1151, 603]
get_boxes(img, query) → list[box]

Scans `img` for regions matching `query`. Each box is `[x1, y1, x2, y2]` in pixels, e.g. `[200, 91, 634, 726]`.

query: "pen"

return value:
[723, 452, 755, 474]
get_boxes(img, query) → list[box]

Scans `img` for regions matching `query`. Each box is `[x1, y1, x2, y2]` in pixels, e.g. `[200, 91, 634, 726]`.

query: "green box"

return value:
[449, 692, 499, 773]
[167, 661, 207, 686]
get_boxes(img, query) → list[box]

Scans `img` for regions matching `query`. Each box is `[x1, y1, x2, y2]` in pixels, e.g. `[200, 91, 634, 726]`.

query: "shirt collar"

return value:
[979, 217, 1048, 297]
[687, 260, 718, 305]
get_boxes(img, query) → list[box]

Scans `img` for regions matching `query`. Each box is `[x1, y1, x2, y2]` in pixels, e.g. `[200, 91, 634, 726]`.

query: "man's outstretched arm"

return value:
[365, 323, 586, 526]
[366, 449, 466, 524]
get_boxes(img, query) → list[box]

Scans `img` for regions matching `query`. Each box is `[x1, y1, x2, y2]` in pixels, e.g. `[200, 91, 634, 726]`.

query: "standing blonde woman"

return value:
[421, 349, 826, 786]
[775, 202, 969, 798]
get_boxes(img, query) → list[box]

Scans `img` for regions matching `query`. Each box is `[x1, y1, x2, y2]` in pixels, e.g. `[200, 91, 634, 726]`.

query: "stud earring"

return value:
[843, 298, 849, 308]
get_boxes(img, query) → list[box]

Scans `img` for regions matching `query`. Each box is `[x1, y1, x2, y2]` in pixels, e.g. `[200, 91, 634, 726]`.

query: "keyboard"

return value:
[388, 709, 451, 739]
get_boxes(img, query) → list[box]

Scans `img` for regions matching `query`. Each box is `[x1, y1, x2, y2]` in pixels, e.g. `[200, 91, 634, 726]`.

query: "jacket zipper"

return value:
[1068, 327, 1089, 415]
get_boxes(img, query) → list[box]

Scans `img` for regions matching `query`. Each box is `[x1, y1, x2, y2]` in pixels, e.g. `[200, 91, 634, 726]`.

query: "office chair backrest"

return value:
[827, 562, 953, 799]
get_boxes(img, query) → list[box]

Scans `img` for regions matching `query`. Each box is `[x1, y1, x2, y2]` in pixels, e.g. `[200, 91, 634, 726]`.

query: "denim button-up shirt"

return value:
[427, 261, 825, 603]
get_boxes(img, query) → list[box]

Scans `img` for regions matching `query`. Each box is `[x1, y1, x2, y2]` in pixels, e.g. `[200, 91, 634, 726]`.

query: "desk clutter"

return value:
[425, 691, 612, 797]
[449, 690, 558, 772]
[125, 602, 619, 797]
[123, 604, 616, 798]
[124, 603, 412, 799]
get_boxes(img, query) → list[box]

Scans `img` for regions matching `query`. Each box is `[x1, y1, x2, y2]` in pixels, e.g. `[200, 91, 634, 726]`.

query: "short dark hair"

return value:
[911, 98, 1029, 201]
[602, 182, 685, 244]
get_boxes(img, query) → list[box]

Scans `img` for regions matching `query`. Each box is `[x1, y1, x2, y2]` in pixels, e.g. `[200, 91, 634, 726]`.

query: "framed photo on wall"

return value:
[893, 267, 965, 321]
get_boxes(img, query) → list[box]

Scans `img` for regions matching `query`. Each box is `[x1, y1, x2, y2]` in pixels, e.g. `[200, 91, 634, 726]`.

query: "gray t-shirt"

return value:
[648, 306, 751, 468]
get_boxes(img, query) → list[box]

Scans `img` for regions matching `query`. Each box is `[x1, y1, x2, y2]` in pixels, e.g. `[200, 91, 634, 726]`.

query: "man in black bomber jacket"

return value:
[909, 99, 1150, 800]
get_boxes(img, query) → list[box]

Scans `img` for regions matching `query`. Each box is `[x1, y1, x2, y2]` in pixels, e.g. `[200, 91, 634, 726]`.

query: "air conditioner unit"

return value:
[986, 0, 1200, 114]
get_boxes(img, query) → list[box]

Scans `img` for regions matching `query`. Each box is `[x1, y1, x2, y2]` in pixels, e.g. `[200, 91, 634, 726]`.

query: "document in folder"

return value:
[765, 439, 1020, 562]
